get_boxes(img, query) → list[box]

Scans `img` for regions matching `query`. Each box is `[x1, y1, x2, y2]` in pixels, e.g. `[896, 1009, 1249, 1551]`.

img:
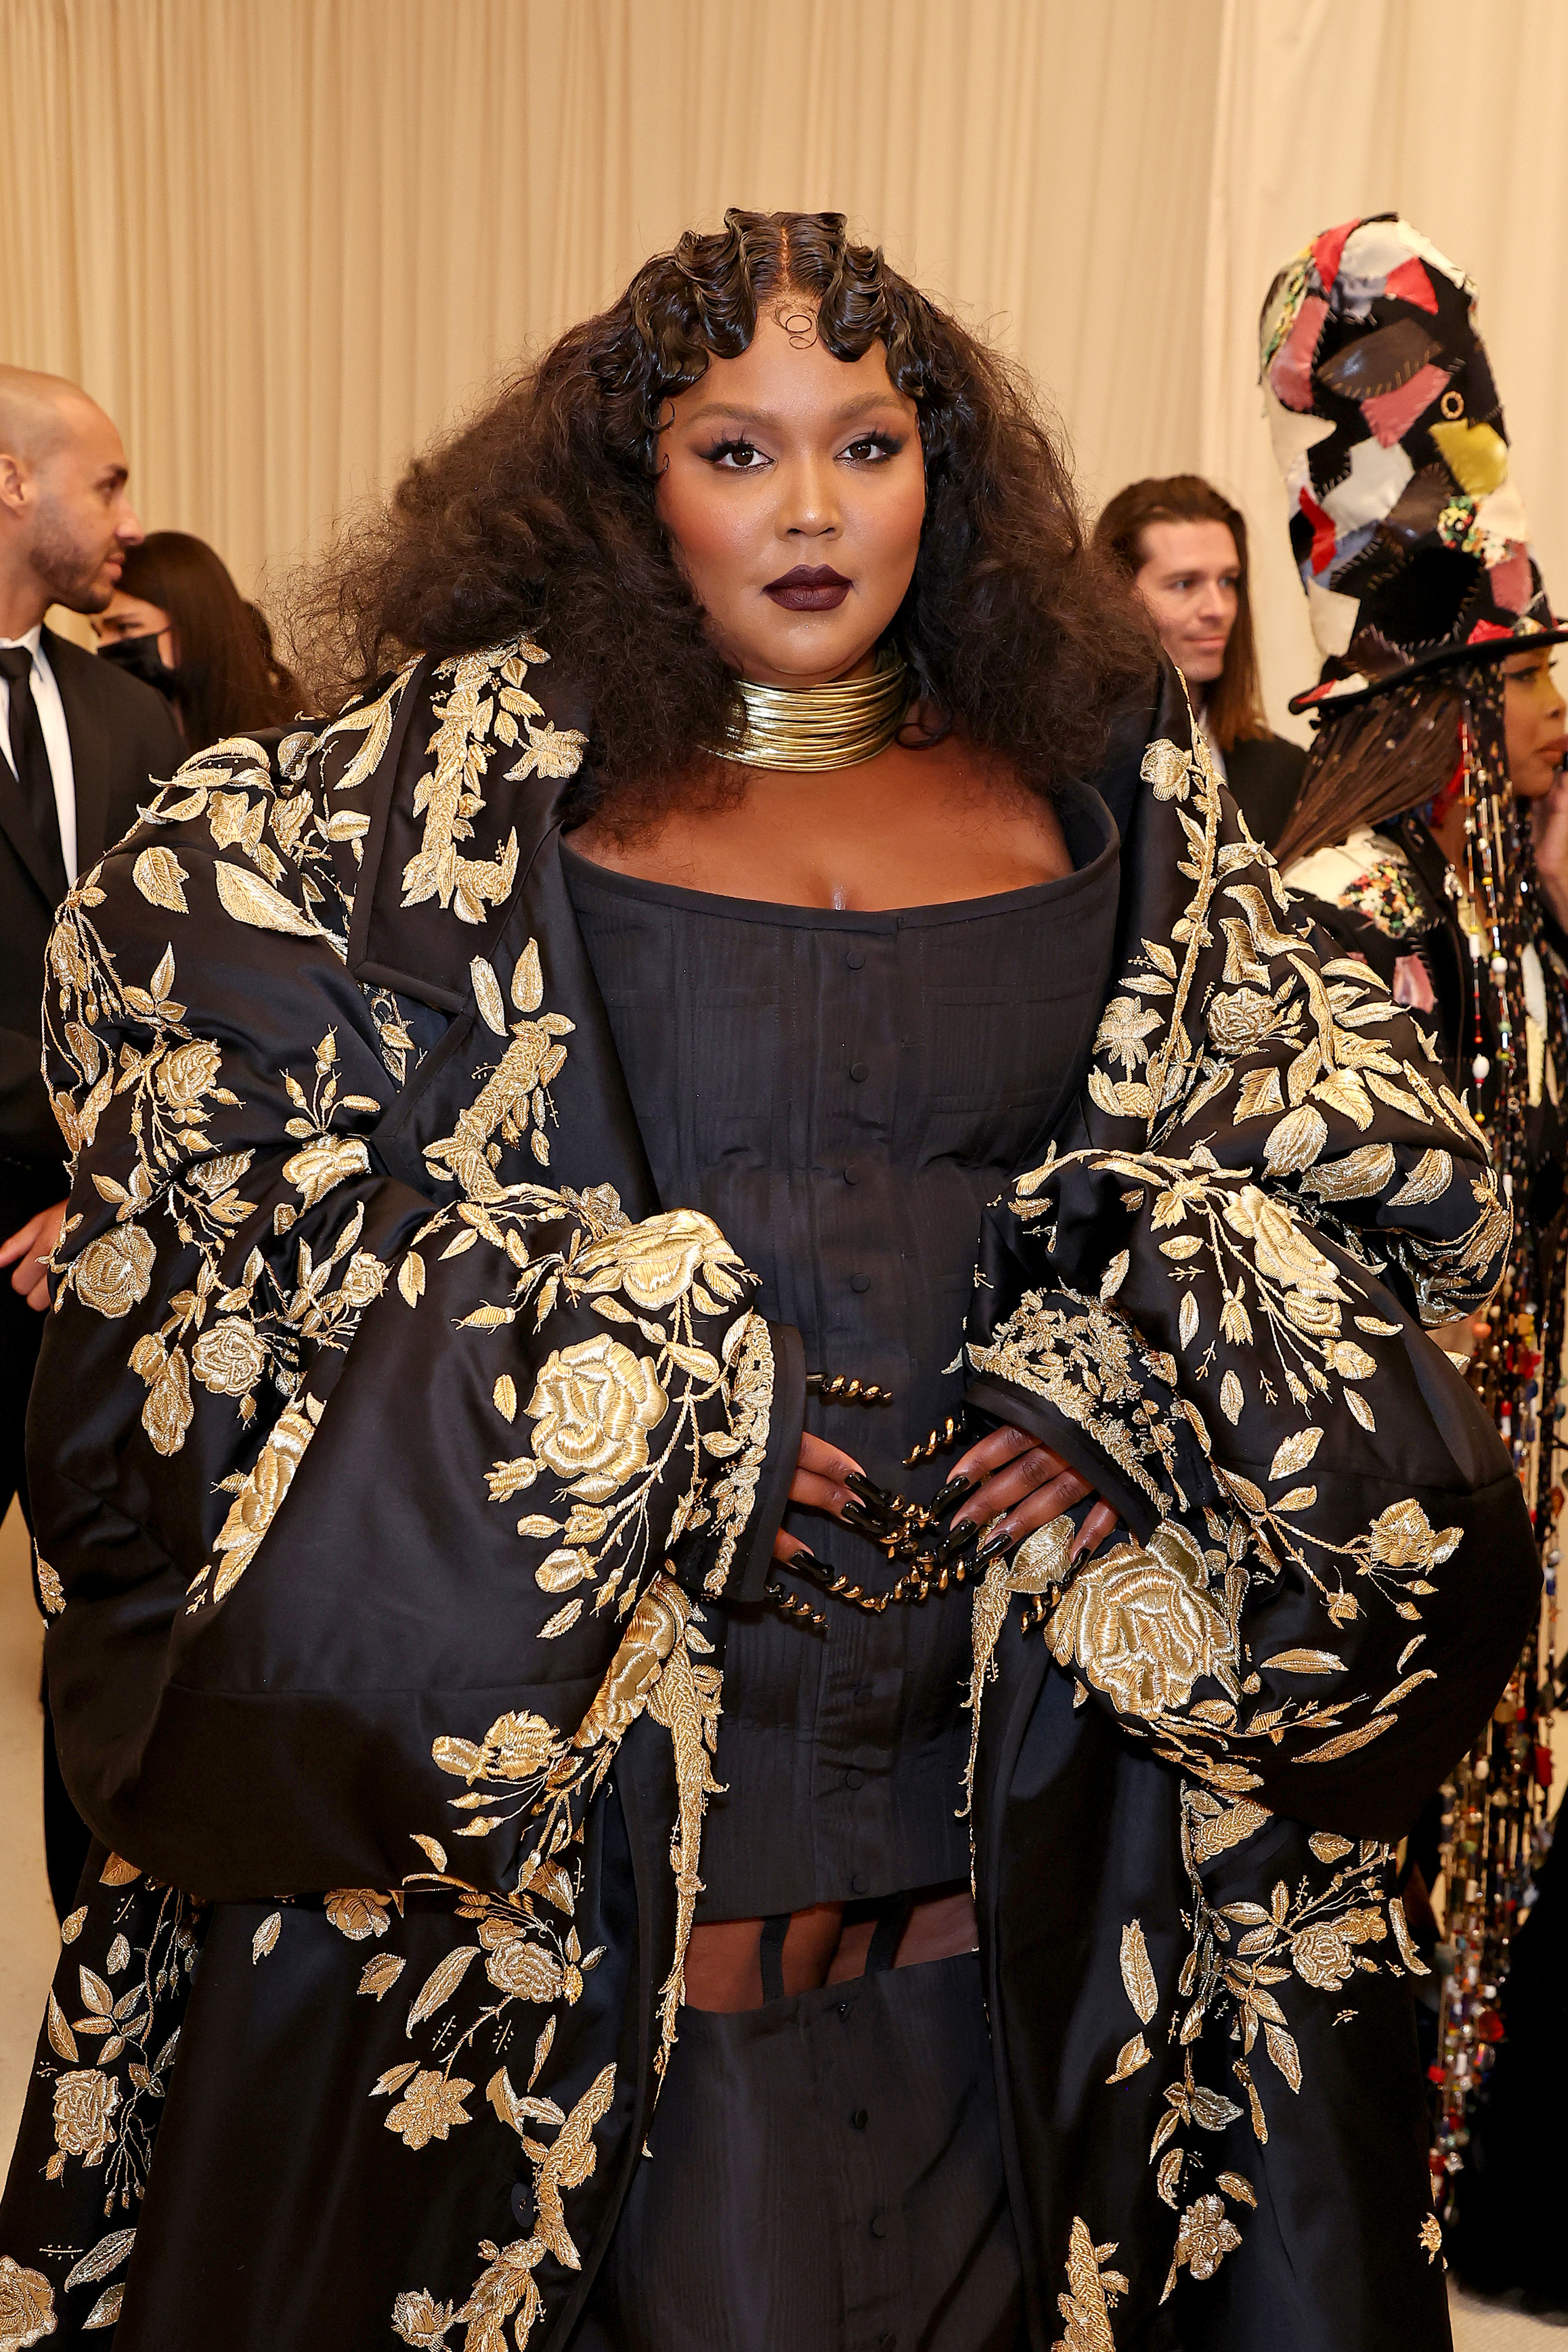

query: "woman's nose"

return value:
[779, 456, 840, 538]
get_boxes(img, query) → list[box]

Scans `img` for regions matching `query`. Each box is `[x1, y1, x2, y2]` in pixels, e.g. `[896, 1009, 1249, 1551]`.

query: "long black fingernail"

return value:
[787, 1545, 817, 1564]
[840, 1500, 884, 1533]
[930, 1474, 977, 1515]
[976, 1524, 1013, 1562]
[933, 1521, 980, 1565]
[846, 1473, 904, 1511]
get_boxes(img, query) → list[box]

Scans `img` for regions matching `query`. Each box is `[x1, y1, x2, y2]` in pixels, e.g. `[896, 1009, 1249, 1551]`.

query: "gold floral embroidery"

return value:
[1047, 1527, 1238, 1723]
[400, 646, 571, 924]
[0, 2257, 56, 2349]
[967, 1288, 1186, 1515]
[35, 1856, 201, 2231]
[1051, 2216, 1128, 2351]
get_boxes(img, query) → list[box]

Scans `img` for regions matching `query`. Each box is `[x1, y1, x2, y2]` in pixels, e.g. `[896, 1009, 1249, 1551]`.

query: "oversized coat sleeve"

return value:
[30, 696, 798, 1902]
[963, 696, 1537, 1842]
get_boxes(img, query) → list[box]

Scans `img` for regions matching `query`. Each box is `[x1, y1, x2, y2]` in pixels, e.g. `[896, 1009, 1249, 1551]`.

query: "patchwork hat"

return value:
[1260, 213, 1567, 711]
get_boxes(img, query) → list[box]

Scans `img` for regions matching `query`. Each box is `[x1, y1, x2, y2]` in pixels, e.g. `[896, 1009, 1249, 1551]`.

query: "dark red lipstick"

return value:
[764, 565, 852, 612]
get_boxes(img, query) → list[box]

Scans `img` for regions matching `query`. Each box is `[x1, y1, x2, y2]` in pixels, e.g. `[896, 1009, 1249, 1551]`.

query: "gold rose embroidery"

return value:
[527, 1334, 668, 1491]
[71, 1223, 155, 1318]
[1047, 1525, 1238, 1723]
[0, 2257, 55, 2350]
[50, 2068, 119, 2165]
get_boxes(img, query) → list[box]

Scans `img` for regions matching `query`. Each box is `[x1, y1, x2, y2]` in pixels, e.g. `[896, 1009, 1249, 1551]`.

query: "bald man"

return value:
[0, 369, 183, 1914]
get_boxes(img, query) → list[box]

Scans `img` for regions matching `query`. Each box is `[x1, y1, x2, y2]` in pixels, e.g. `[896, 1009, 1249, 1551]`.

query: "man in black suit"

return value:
[0, 366, 185, 1914]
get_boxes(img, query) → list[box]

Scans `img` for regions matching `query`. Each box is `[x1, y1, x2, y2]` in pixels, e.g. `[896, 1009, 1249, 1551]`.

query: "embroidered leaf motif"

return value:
[213, 861, 318, 936]
[1156, 2146, 1184, 2206]
[359, 1954, 407, 2002]
[1260, 1649, 1345, 1676]
[1263, 1104, 1328, 1175]
[251, 1911, 282, 1964]
[1219, 1371, 1244, 1424]
[1106, 2032, 1150, 2084]
[47, 1992, 79, 2063]
[540, 1598, 584, 1639]
[133, 846, 189, 911]
[100, 1854, 140, 1886]
[1262, 2024, 1302, 2091]
[1120, 1920, 1158, 2022]
[513, 937, 544, 1014]
[372, 2061, 420, 2098]
[1387, 1148, 1453, 1207]
[64, 2231, 135, 2292]
[493, 1374, 517, 1422]
[1099, 1250, 1130, 1300]
[405, 1944, 483, 2034]
[83, 2284, 125, 2330]
[1298, 1715, 1397, 1764]
[1345, 1390, 1376, 1433]
[1217, 2171, 1257, 2207]
[1267, 1427, 1322, 1480]
[1178, 1291, 1199, 1347]
[78, 1967, 113, 2017]
[410, 1834, 447, 1871]
[471, 955, 508, 1037]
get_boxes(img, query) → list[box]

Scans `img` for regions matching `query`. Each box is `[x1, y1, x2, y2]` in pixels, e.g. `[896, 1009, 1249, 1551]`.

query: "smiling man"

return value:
[0, 366, 184, 1917]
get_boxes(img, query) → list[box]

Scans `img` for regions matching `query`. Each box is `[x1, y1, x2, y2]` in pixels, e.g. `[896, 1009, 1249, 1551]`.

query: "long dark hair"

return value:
[295, 208, 1152, 831]
[1094, 475, 1269, 756]
[1273, 678, 1464, 871]
[116, 532, 302, 752]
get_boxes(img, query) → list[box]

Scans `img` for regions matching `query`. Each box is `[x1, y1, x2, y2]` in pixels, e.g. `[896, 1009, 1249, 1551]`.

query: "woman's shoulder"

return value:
[1282, 826, 1434, 940]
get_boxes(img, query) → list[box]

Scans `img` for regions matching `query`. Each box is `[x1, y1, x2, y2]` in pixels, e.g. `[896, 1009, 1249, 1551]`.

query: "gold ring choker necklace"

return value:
[715, 648, 911, 772]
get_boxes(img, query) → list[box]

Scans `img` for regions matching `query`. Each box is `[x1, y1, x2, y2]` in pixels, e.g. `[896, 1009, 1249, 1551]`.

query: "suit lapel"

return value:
[0, 660, 68, 908]
[43, 629, 114, 872]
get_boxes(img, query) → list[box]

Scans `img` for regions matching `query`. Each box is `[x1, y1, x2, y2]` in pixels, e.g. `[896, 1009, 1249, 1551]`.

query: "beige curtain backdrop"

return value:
[1, 0, 1223, 613]
[2, 0, 1563, 733]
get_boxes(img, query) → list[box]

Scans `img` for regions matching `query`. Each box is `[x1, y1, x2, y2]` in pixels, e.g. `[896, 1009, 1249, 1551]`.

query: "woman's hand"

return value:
[772, 1430, 869, 1567]
[944, 1424, 1119, 1563]
[1532, 772, 1568, 931]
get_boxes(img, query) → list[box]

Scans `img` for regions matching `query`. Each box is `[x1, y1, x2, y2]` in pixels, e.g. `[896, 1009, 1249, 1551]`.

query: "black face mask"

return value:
[98, 632, 181, 699]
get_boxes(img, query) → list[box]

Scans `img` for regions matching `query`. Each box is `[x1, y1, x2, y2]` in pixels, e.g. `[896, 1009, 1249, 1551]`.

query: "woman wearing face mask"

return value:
[0, 213, 1533, 2352]
[89, 528, 300, 749]
[1095, 475, 1307, 848]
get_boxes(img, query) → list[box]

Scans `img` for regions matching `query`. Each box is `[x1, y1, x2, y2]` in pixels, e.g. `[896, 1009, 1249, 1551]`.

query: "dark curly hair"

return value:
[297, 208, 1154, 829]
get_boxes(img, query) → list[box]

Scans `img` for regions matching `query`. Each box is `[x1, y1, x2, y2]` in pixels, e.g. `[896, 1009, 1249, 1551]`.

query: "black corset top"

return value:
[562, 779, 1120, 1915]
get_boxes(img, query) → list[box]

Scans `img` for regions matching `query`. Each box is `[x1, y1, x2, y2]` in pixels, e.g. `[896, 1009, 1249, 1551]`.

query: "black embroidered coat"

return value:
[0, 643, 1536, 2350]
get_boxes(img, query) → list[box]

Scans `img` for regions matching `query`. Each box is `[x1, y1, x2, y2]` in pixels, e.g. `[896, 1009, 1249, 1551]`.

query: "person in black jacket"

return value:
[1095, 472, 1307, 847]
[0, 365, 186, 1915]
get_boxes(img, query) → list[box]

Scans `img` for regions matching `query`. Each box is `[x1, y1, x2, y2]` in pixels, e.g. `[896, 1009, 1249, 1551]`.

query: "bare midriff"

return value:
[682, 1883, 978, 2013]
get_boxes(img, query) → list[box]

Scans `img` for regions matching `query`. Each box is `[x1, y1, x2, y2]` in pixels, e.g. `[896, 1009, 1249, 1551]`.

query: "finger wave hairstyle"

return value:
[297, 208, 1154, 830]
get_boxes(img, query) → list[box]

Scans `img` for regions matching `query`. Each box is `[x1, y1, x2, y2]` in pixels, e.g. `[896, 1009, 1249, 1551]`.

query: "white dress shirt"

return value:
[0, 624, 78, 883]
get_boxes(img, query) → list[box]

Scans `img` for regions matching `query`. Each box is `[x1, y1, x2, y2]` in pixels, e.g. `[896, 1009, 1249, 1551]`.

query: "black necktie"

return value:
[0, 644, 65, 876]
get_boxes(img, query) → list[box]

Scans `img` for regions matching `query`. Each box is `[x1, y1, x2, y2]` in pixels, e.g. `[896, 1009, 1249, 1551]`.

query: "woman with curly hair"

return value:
[0, 211, 1535, 2351]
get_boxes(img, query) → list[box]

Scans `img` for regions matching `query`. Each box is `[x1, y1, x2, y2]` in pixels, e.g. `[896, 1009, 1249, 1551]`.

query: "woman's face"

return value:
[91, 588, 175, 669]
[1503, 647, 1567, 800]
[654, 305, 925, 689]
[1133, 520, 1240, 689]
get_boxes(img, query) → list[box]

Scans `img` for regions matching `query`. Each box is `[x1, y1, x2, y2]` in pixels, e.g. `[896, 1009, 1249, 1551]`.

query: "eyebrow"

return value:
[678, 392, 911, 430]
[95, 464, 129, 488]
